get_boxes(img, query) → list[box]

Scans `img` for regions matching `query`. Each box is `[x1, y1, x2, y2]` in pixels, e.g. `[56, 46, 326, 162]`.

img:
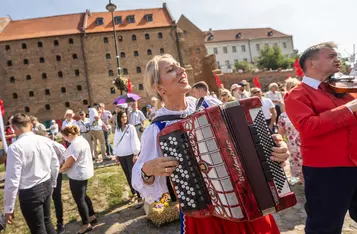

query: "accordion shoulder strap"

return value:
[151, 114, 186, 125]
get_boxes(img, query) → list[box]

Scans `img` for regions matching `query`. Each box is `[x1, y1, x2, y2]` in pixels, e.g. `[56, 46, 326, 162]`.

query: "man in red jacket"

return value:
[285, 42, 357, 234]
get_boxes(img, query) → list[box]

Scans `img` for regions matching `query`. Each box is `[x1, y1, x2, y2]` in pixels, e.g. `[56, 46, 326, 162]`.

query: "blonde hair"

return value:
[220, 89, 236, 102]
[143, 54, 176, 100]
[61, 125, 80, 136]
[285, 77, 301, 91]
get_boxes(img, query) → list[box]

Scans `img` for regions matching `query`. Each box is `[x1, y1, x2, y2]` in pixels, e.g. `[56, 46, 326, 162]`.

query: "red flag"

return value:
[0, 100, 4, 116]
[127, 79, 132, 93]
[215, 73, 222, 88]
[253, 76, 261, 88]
[293, 58, 304, 77]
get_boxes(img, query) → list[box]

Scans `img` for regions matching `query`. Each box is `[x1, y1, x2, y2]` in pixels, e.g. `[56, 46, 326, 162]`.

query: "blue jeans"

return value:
[103, 130, 113, 155]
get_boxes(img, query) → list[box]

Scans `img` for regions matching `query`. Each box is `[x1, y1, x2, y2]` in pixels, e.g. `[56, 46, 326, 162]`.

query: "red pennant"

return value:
[127, 78, 132, 93]
[215, 73, 222, 88]
[293, 58, 304, 77]
[253, 76, 261, 88]
[0, 100, 4, 116]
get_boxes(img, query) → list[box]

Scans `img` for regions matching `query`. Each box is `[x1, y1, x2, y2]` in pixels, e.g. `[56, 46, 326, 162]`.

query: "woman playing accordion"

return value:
[132, 54, 290, 234]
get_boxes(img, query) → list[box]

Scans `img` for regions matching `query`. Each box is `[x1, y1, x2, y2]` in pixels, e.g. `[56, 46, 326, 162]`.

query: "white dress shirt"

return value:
[129, 110, 146, 126]
[265, 91, 283, 102]
[76, 118, 90, 133]
[302, 75, 321, 90]
[261, 97, 275, 120]
[4, 132, 60, 213]
[61, 119, 78, 130]
[132, 96, 218, 204]
[50, 123, 59, 135]
[64, 136, 94, 181]
[113, 124, 141, 157]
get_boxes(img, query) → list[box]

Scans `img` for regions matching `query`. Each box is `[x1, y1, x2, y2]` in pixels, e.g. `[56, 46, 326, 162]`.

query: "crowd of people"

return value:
[1, 41, 356, 234]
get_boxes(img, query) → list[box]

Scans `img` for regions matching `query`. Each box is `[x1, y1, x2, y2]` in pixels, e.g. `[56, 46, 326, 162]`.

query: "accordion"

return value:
[157, 97, 296, 222]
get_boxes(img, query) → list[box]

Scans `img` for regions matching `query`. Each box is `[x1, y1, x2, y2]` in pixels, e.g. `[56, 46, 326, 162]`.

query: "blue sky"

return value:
[1, 0, 356, 61]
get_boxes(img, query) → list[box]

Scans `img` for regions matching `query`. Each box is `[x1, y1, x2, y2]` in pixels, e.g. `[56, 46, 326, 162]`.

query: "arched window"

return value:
[118, 36, 123, 42]
[145, 33, 150, 40]
[123, 68, 128, 75]
[132, 35, 137, 41]
[22, 43, 27, 49]
[5, 45, 10, 51]
[160, 48, 165, 54]
[108, 70, 114, 76]
[54, 40, 59, 46]
[103, 37, 109, 43]
[147, 49, 152, 55]
[61, 87, 66, 93]
[134, 51, 139, 57]
[7, 60, 12, 66]
[56, 55, 61, 61]
[58, 71, 63, 78]
[77, 85, 82, 91]
[75, 69, 80, 76]
[39, 57, 45, 63]
[23, 59, 29, 65]
[9, 77, 15, 83]
[12, 93, 18, 99]
[72, 54, 78, 59]
[69, 38, 74, 44]
[38, 41, 43, 47]
[29, 91, 34, 97]
[120, 52, 126, 58]
[158, 32, 163, 39]
[45, 89, 50, 95]
[65, 102, 70, 108]
[24, 107, 30, 113]
[26, 75, 31, 80]
[42, 73, 47, 79]
[106, 53, 111, 59]
[136, 67, 142, 73]
[83, 100, 88, 105]
[45, 104, 51, 110]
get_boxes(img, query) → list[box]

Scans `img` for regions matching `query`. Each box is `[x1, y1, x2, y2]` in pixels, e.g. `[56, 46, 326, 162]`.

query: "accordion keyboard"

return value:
[159, 131, 210, 212]
[251, 109, 291, 196]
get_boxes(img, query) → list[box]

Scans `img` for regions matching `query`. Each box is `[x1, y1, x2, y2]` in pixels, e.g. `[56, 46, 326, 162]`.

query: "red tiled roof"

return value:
[85, 8, 173, 33]
[0, 13, 85, 42]
[204, 28, 291, 43]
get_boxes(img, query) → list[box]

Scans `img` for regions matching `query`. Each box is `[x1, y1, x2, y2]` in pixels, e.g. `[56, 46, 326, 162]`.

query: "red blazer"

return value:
[284, 83, 357, 167]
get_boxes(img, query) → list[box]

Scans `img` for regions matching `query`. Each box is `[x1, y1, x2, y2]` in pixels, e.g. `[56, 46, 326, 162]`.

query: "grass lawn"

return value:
[0, 165, 128, 234]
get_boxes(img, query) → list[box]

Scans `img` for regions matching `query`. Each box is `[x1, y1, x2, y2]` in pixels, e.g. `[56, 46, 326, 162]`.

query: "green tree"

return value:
[255, 46, 293, 70]
[234, 60, 256, 72]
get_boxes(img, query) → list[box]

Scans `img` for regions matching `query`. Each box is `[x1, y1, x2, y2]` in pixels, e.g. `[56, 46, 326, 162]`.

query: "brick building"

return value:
[0, 3, 204, 121]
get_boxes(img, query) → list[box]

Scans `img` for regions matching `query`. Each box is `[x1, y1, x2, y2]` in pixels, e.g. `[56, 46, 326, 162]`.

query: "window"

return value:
[54, 40, 59, 46]
[65, 102, 70, 108]
[22, 43, 27, 49]
[207, 34, 214, 41]
[265, 43, 269, 47]
[114, 16, 122, 25]
[132, 35, 137, 41]
[234, 59, 238, 64]
[26, 75, 31, 80]
[9, 77, 15, 83]
[56, 55, 61, 61]
[244, 58, 248, 62]
[145, 14, 153, 22]
[72, 54, 78, 59]
[145, 33, 150, 40]
[83, 100, 88, 105]
[61, 87, 66, 93]
[38, 41, 43, 48]
[256, 44, 260, 51]
[223, 47, 228, 54]
[147, 49, 152, 55]
[75, 69, 80, 76]
[77, 85, 82, 91]
[267, 31, 274, 37]
[213, 48, 218, 54]
[103, 37, 109, 43]
[118, 36, 123, 42]
[69, 38, 74, 44]
[283, 42, 287, 48]
[232, 46, 237, 53]
[184, 30, 188, 35]
[45, 104, 51, 110]
[58, 71, 63, 78]
[123, 68, 128, 75]
[236, 33, 242, 39]
[196, 48, 201, 54]
[216, 61, 220, 69]
[42, 73, 47, 79]
[25, 107, 30, 113]
[96, 17, 104, 25]
[5, 45, 10, 51]
[158, 32, 163, 39]
[134, 51, 139, 56]
[39, 57, 45, 63]
[29, 91, 34, 97]
[7, 60, 12, 66]
[12, 93, 18, 99]
[273, 43, 278, 47]
[241, 45, 246, 52]
[120, 52, 126, 58]
[136, 67, 142, 73]
[110, 87, 116, 94]
[45, 89, 50, 95]
[160, 48, 165, 54]
[225, 60, 230, 67]
[106, 53, 111, 59]
[108, 70, 114, 76]
[127, 15, 135, 23]
[23, 59, 29, 65]
[139, 84, 144, 90]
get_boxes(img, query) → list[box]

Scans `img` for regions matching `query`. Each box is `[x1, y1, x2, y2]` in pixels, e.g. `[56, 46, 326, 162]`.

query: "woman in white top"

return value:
[113, 111, 141, 200]
[60, 125, 96, 234]
[264, 83, 283, 123]
[132, 54, 290, 234]
[61, 109, 78, 148]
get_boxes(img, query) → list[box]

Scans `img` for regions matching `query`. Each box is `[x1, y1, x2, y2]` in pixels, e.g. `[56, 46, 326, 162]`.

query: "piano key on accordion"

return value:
[158, 97, 296, 222]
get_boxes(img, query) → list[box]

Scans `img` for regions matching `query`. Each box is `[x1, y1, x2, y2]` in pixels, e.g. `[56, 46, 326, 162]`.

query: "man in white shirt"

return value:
[77, 111, 93, 158]
[4, 113, 59, 234]
[128, 102, 146, 139]
[30, 116, 47, 136]
[251, 87, 277, 131]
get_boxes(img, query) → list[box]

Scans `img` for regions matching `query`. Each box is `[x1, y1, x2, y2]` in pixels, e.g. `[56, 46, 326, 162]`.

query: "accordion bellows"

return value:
[158, 97, 296, 222]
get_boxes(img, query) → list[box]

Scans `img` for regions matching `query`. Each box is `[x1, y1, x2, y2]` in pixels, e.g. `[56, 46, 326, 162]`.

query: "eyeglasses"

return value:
[79, 113, 85, 116]
[251, 91, 259, 94]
